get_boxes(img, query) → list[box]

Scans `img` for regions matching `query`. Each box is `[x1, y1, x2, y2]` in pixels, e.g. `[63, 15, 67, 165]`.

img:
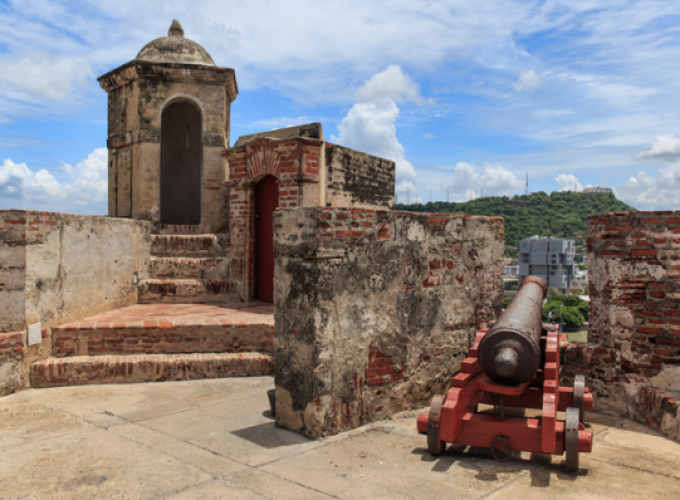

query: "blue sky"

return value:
[2, 0, 680, 214]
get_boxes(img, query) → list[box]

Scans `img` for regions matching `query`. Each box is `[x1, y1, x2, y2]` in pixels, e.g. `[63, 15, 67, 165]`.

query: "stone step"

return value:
[137, 279, 238, 304]
[149, 256, 230, 280]
[158, 224, 203, 235]
[31, 352, 273, 388]
[51, 315, 273, 357]
[151, 234, 226, 257]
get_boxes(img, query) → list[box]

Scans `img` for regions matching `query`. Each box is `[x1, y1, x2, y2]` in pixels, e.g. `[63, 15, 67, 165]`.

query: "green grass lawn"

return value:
[566, 329, 588, 343]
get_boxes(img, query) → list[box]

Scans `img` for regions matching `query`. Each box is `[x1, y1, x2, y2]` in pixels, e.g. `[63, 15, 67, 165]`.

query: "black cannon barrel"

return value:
[478, 276, 547, 385]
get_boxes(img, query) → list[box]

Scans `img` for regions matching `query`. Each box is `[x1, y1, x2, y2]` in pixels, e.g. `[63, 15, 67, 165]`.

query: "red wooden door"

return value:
[255, 176, 279, 302]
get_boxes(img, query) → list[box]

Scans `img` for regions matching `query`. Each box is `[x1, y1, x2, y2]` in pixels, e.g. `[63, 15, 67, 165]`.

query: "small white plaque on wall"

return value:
[27, 322, 42, 346]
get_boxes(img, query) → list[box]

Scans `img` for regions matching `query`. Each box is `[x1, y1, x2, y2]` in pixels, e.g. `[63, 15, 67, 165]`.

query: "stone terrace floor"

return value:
[2, 377, 680, 499]
[58, 302, 275, 329]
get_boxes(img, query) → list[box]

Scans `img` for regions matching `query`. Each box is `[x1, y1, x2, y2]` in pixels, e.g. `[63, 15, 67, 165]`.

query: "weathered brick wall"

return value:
[325, 144, 395, 209]
[0, 332, 25, 396]
[563, 211, 680, 441]
[273, 207, 504, 437]
[0, 210, 152, 394]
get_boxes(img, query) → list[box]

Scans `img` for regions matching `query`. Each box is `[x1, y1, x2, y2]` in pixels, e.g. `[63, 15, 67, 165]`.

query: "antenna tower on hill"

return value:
[525, 172, 529, 195]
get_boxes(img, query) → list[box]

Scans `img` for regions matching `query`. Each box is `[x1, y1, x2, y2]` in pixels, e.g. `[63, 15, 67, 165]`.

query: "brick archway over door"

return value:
[254, 175, 279, 302]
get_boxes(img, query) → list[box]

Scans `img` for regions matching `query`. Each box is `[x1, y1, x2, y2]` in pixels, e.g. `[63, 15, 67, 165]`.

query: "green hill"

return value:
[395, 191, 636, 259]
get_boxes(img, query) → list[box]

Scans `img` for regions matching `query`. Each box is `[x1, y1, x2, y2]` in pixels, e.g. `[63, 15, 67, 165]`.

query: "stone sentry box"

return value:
[98, 20, 238, 233]
[273, 207, 504, 437]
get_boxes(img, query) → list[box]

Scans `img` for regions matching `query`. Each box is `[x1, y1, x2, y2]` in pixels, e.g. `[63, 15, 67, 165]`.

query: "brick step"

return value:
[51, 319, 273, 357]
[31, 352, 273, 388]
[158, 224, 202, 235]
[151, 234, 226, 257]
[149, 256, 230, 280]
[138, 279, 239, 304]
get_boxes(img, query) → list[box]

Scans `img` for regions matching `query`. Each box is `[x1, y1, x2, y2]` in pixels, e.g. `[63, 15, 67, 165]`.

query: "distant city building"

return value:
[518, 236, 577, 294]
[581, 187, 612, 193]
[504, 264, 520, 275]
[573, 270, 588, 286]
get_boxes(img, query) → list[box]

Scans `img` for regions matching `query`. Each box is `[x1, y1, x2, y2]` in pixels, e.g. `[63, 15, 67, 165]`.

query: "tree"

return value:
[541, 293, 588, 328]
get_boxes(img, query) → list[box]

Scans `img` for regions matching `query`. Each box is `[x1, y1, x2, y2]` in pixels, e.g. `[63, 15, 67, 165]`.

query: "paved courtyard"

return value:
[1, 377, 679, 499]
[56, 303, 275, 330]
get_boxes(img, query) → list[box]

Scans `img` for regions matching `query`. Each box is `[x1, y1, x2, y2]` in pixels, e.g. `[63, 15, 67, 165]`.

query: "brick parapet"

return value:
[636, 386, 680, 440]
[587, 210, 680, 369]
[274, 207, 504, 437]
[574, 210, 680, 441]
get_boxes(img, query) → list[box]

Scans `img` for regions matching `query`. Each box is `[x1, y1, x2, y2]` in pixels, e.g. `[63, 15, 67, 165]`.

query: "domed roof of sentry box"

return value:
[136, 20, 215, 66]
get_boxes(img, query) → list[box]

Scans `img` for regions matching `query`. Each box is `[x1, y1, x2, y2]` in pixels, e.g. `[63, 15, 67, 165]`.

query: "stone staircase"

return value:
[30, 225, 271, 389]
[31, 303, 274, 388]
[138, 224, 238, 304]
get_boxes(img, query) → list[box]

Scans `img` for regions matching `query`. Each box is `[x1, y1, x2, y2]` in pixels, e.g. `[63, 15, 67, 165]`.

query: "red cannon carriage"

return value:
[417, 276, 593, 472]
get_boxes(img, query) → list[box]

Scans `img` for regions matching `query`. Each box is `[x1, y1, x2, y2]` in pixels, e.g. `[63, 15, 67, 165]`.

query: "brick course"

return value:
[31, 352, 272, 388]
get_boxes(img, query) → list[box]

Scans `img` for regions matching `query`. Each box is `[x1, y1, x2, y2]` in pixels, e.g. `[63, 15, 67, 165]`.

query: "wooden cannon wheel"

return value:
[427, 395, 446, 455]
[573, 374, 586, 423]
[565, 407, 580, 473]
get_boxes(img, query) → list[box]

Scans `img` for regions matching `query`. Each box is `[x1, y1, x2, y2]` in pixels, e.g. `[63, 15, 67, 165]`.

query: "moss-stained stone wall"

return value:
[273, 207, 504, 437]
[325, 144, 395, 209]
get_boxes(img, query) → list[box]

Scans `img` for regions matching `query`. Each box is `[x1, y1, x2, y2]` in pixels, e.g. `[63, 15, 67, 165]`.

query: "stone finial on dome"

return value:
[168, 19, 184, 37]
[134, 20, 215, 66]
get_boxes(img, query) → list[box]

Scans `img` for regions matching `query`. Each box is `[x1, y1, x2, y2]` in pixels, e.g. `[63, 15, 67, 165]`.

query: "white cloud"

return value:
[0, 148, 107, 214]
[395, 179, 418, 204]
[249, 116, 318, 131]
[555, 174, 583, 192]
[334, 66, 425, 202]
[335, 66, 427, 160]
[356, 65, 427, 105]
[634, 133, 680, 162]
[445, 162, 523, 200]
[396, 159, 417, 182]
[0, 54, 93, 102]
[335, 100, 402, 161]
[514, 70, 543, 93]
[614, 162, 680, 211]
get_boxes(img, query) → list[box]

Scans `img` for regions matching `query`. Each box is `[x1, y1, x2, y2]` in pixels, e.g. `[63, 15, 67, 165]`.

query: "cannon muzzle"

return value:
[477, 276, 547, 385]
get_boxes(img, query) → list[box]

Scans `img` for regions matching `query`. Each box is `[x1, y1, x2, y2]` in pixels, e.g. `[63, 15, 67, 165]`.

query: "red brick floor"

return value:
[57, 302, 274, 330]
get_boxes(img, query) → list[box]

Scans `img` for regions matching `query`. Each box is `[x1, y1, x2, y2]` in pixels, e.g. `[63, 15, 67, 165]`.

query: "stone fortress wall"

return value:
[273, 207, 504, 437]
